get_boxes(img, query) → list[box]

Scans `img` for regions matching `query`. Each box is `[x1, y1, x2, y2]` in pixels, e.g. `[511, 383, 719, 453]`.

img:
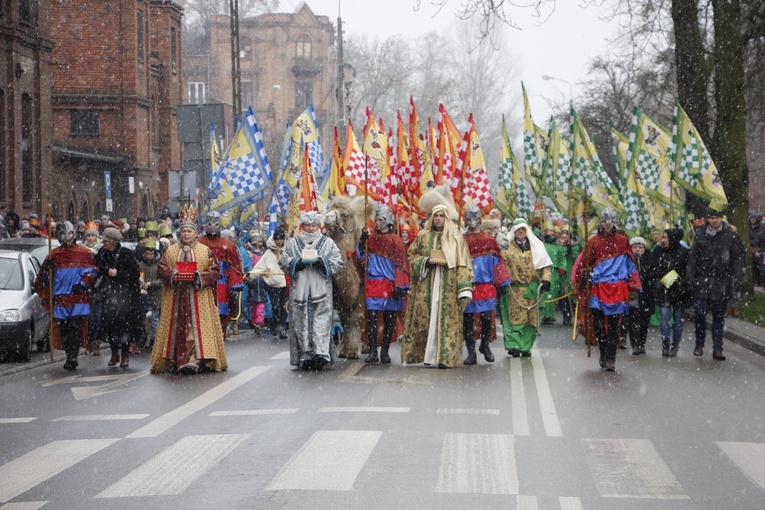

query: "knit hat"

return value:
[102, 227, 123, 244]
[84, 221, 99, 237]
[629, 236, 647, 247]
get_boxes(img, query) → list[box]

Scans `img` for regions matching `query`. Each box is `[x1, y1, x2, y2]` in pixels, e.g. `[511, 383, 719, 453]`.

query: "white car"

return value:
[0, 250, 50, 360]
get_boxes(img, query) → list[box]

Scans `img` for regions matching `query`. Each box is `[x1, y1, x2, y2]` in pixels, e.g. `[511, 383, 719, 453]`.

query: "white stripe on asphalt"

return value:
[716, 441, 765, 493]
[435, 433, 518, 494]
[318, 407, 410, 413]
[530, 347, 562, 437]
[437, 408, 500, 415]
[516, 495, 538, 510]
[209, 409, 298, 416]
[96, 434, 249, 498]
[266, 430, 382, 491]
[126, 366, 270, 438]
[510, 357, 529, 436]
[0, 418, 36, 424]
[0, 502, 48, 509]
[583, 438, 688, 499]
[270, 351, 290, 360]
[52, 414, 149, 422]
[559, 496, 584, 510]
[0, 439, 119, 503]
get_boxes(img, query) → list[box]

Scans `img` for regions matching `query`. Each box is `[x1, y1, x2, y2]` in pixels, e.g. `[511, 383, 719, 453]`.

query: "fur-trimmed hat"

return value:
[418, 184, 458, 222]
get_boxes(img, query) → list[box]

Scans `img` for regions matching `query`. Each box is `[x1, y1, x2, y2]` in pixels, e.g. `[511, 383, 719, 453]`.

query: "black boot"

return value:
[478, 338, 494, 363]
[108, 346, 119, 366]
[365, 345, 379, 363]
[379, 315, 394, 364]
[661, 338, 671, 357]
[464, 339, 477, 365]
[63, 348, 78, 370]
[120, 346, 130, 368]
[365, 312, 379, 363]
[669, 339, 681, 357]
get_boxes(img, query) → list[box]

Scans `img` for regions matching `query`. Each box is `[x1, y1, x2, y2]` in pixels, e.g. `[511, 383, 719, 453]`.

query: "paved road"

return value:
[1, 320, 764, 509]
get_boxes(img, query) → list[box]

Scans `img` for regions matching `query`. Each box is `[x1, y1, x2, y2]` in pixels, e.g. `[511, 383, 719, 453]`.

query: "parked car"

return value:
[0, 250, 50, 360]
[0, 237, 61, 265]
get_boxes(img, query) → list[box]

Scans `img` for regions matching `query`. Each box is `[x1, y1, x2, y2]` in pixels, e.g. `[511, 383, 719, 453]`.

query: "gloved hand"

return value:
[71, 283, 87, 295]
[295, 259, 311, 271]
[194, 271, 203, 290]
[540, 280, 551, 293]
[629, 289, 640, 302]
[315, 257, 325, 268]
[392, 287, 405, 300]
[358, 229, 369, 257]
[171, 271, 183, 287]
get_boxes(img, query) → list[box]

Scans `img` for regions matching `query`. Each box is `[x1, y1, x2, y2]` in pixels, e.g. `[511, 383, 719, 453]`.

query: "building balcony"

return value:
[291, 57, 323, 76]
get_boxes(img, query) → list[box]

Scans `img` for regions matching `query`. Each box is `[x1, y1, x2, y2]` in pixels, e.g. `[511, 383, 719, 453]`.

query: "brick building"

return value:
[48, 0, 184, 222]
[184, 3, 336, 166]
[0, 1, 53, 217]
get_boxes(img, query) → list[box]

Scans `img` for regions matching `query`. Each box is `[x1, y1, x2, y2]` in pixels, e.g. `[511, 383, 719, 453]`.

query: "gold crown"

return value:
[179, 204, 198, 228]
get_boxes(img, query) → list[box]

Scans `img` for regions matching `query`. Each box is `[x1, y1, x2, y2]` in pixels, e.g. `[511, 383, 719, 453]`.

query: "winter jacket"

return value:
[685, 222, 746, 302]
[649, 228, 691, 308]
[631, 251, 654, 313]
[251, 236, 286, 288]
[95, 244, 145, 343]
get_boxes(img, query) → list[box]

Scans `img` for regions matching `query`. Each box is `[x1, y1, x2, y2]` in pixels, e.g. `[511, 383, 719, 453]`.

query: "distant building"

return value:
[48, 0, 184, 221]
[183, 3, 336, 166]
[0, 1, 53, 217]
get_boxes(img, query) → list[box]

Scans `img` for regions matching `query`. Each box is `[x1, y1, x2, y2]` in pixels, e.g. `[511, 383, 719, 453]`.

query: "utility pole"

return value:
[336, 14, 345, 136]
[230, 0, 241, 124]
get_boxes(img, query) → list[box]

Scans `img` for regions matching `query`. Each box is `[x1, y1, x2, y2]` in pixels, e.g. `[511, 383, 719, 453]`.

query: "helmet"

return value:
[599, 207, 618, 225]
[463, 205, 482, 230]
[55, 220, 76, 246]
[374, 204, 394, 230]
[205, 211, 222, 236]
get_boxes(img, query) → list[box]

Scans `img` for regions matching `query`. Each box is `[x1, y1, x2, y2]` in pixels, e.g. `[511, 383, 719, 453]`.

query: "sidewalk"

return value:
[718, 316, 765, 357]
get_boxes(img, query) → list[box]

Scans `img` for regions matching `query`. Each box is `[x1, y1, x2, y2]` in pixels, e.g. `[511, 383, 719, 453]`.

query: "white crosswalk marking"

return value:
[0, 502, 48, 510]
[435, 433, 518, 494]
[266, 430, 382, 491]
[516, 495, 538, 510]
[318, 407, 409, 413]
[270, 351, 290, 360]
[0, 418, 36, 424]
[0, 439, 119, 503]
[52, 414, 149, 422]
[127, 366, 269, 438]
[510, 357, 529, 436]
[717, 442, 765, 493]
[559, 496, 584, 510]
[96, 434, 249, 498]
[437, 408, 500, 415]
[530, 347, 561, 437]
[583, 438, 688, 499]
[209, 409, 298, 416]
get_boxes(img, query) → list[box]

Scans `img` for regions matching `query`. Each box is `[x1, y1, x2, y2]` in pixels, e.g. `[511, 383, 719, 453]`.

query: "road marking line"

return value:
[96, 434, 248, 498]
[266, 430, 382, 491]
[126, 366, 270, 438]
[0, 502, 48, 509]
[716, 441, 765, 493]
[583, 438, 688, 499]
[437, 408, 500, 415]
[559, 496, 584, 510]
[40, 374, 141, 386]
[52, 414, 149, 422]
[530, 347, 562, 437]
[270, 351, 290, 360]
[517, 495, 538, 510]
[0, 439, 119, 503]
[318, 407, 410, 413]
[209, 409, 298, 416]
[510, 357, 529, 436]
[0, 418, 36, 424]
[435, 433, 518, 494]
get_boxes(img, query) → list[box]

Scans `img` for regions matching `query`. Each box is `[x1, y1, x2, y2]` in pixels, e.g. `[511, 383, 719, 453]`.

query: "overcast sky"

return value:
[280, 0, 620, 122]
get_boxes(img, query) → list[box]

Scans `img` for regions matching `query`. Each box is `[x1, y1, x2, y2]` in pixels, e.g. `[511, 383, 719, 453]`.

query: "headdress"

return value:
[299, 211, 323, 225]
[508, 218, 553, 270]
[179, 204, 198, 230]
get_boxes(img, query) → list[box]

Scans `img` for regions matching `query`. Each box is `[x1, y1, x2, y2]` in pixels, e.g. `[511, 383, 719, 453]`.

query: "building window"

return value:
[295, 81, 312, 110]
[296, 34, 311, 58]
[188, 82, 206, 104]
[241, 81, 253, 110]
[19, 0, 31, 24]
[70, 110, 100, 136]
[240, 36, 252, 60]
[21, 94, 33, 203]
[171, 27, 178, 73]
[137, 10, 144, 62]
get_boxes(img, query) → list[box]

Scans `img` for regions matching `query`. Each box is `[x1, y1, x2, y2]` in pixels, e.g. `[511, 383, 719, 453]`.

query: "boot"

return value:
[91, 340, 101, 356]
[108, 346, 119, 366]
[120, 347, 130, 368]
[365, 337, 379, 363]
[478, 338, 495, 363]
[605, 359, 616, 371]
[380, 338, 391, 364]
[669, 340, 681, 357]
[661, 338, 670, 357]
[464, 339, 477, 365]
[63, 348, 78, 370]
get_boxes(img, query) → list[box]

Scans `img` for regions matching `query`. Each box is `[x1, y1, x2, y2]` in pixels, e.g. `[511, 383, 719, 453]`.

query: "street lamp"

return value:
[541, 74, 573, 110]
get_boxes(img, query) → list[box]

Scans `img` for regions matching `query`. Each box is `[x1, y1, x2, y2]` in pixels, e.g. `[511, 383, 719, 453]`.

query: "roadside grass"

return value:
[738, 291, 765, 327]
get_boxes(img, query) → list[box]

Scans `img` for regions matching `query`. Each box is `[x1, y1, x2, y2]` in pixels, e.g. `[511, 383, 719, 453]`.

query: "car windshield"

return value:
[0, 258, 23, 290]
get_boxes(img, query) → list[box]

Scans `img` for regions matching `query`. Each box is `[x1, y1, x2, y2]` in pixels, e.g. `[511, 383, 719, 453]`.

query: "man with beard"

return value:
[198, 211, 243, 340]
[359, 204, 410, 364]
[34, 221, 98, 369]
[279, 212, 344, 370]
[461, 205, 510, 364]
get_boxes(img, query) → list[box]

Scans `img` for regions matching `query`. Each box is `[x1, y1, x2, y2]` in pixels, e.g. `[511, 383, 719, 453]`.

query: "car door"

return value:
[27, 255, 49, 342]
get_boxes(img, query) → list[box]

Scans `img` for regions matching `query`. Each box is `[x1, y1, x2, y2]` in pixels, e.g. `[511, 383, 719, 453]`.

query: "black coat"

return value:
[649, 229, 691, 308]
[686, 223, 746, 302]
[96, 244, 145, 344]
[632, 251, 654, 313]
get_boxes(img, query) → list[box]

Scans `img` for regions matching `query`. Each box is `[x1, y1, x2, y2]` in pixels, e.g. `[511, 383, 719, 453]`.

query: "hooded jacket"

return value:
[649, 228, 690, 308]
[250, 235, 286, 288]
[685, 222, 746, 301]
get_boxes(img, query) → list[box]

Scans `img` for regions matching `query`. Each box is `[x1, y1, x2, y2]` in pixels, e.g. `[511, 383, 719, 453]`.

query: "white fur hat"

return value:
[418, 184, 458, 222]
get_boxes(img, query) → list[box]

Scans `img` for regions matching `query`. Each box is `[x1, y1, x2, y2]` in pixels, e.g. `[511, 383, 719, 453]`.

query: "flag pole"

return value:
[364, 151, 370, 275]
[47, 202, 54, 362]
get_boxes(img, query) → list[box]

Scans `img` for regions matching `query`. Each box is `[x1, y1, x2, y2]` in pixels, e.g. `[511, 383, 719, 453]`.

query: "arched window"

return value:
[141, 194, 149, 217]
[94, 201, 102, 218]
[81, 199, 89, 220]
[296, 34, 311, 58]
[67, 201, 75, 221]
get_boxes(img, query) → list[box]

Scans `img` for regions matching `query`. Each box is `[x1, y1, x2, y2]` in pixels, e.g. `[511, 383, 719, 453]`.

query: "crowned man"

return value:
[359, 204, 411, 364]
[500, 218, 553, 357]
[462, 205, 510, 365]
[198, 211, 244, 340]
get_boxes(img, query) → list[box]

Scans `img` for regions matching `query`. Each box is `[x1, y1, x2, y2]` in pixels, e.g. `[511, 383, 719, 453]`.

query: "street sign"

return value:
[104, 171, 113, 212]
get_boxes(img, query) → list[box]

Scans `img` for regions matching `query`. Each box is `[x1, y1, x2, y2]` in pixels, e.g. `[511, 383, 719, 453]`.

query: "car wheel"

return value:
[16, 327, 33, 362]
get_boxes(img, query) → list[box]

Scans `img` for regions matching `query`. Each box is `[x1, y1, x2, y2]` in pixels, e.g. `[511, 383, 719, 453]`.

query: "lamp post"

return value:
[541, 74, 573, 110]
